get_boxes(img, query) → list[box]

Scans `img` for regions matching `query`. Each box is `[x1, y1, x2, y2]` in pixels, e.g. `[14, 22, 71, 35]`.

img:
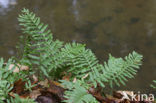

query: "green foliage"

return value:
[60, 51, 142, 103]
[0, 7, 144, 103]
[25, 80, 37, 92]
[8, 94, 36, 103]
[150, 80, 156, 89]
[0, 58, 35, 102]
[0, 58, 17, 101]
[0, 80, 12, 101]
[18, 8, 64, 78]
[89, 51, 143, 88]
[61, 43, 99, 78]
[18, 9, 143, 86]
[62, 47, 143, 88]
[17, 8, 143, 103]
[61, 80, 98, 103]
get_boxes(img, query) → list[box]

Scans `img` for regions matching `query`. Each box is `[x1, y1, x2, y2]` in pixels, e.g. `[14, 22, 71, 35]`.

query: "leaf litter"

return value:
[4, 64, 155, 103]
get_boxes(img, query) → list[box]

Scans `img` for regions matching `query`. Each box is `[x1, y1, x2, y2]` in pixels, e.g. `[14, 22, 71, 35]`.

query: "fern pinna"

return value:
[18, 8, 143, 103]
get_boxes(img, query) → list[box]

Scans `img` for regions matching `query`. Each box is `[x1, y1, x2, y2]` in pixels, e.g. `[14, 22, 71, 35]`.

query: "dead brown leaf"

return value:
[8, 64, 29, 72]
[11, 79, 26, 94]
[30, 90, 41, 99]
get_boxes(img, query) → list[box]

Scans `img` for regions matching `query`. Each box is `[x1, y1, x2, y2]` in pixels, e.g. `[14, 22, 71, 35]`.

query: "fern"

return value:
[18, 9, 100, 80]
[61, 52, 142, 103]
[0, 58, 17, 101]
[18, 8, 64, 78]
[18, 9, 143, 87]
[0, 58, 35, 102]
[61, 43, 99, 78]
[17, 8, 143, 103]
[25, 80, 37, 92]
[61, 48, 143, 88]
[89, 51, 143, 88]
[60, 52, 142, 103]
[61, 80, 98, 103]
[0, 80, 12, 101]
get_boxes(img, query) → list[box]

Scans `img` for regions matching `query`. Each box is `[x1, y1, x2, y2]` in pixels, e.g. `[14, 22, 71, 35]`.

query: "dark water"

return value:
[0, 0, 156, 92]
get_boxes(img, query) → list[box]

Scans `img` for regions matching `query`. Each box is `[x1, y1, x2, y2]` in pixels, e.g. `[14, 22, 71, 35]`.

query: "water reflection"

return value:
[0, 0, 17, 15]
[72, 0, 79, 21]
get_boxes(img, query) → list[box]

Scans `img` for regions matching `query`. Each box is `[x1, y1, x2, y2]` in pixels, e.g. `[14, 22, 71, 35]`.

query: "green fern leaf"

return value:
[61, 80, 98, 103]
[89, 51, 143, 88]
[18, 8, 64, 78]
[61, 43, 99, 78]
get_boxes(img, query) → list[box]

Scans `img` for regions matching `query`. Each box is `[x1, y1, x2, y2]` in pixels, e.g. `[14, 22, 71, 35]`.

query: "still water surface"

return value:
[0, 0, 156, 92]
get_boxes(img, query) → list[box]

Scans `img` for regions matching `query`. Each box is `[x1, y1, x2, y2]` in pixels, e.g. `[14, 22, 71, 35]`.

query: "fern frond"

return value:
[61, 80, 98, 103]
[18, 8, 64, 78]
[89, 51, 143, 88]
[107, 51, 142, 87]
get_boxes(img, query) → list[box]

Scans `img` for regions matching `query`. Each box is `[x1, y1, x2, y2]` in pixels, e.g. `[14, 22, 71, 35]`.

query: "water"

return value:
[0, 0, 156, 92]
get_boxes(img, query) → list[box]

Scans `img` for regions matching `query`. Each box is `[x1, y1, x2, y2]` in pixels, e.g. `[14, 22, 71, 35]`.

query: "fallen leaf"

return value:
[8, 64, 29, 72]
[33, 75, 38, 83]
[48, 80, 65, 100]
[38, 79, 49, 88]
[30, 90, 41, 99]
[11, 79, 26, 94]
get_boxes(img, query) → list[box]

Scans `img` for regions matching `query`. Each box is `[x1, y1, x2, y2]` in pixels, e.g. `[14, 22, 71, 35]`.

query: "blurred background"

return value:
[0, 0, 156, 92]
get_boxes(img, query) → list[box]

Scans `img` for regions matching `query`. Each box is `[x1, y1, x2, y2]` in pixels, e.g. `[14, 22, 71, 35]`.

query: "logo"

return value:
[121, 91, 154, 102]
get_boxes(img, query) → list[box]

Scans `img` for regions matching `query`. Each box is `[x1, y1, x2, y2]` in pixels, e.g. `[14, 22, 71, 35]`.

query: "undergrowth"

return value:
[0, 8, 146, 103]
